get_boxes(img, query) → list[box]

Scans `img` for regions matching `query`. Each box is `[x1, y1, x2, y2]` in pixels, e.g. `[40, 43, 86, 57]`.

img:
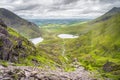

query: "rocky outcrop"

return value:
[103, 61, 120, 75]
[0, 19, 37, 63]
[0, 20, 12, 61]
[0, 65, 96, 80]
[103, 61, 114, 72]
[0, 19, 7, 28]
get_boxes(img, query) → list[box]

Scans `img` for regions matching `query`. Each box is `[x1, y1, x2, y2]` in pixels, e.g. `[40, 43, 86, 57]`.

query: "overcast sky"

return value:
[0, 0, 120, 19]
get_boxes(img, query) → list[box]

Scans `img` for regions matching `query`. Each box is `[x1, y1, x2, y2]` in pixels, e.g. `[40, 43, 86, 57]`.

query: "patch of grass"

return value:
[0, 61, 8, 67]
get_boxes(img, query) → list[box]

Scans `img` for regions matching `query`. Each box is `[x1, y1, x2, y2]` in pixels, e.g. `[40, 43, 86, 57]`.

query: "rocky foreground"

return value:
[0, 65, 98, 80]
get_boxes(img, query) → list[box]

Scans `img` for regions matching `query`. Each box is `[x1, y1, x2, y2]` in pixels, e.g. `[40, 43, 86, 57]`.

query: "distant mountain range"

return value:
[28, 19, 91, 26]
[0, 8, 41, 38]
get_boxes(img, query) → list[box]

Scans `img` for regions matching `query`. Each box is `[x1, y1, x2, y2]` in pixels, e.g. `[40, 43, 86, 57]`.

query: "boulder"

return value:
[103, 61, 120, 72]
[103, 61, 114, 72]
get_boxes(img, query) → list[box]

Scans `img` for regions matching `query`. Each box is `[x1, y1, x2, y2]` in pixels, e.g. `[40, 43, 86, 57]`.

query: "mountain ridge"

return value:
[93, 7, 120, 23]
[0, 8, 41, 38]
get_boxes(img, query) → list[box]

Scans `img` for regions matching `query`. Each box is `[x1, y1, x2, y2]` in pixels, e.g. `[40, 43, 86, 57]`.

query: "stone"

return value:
[30, 71, 38, 77]
[103, 61, 114, 72]
[0, 19, 7, 28]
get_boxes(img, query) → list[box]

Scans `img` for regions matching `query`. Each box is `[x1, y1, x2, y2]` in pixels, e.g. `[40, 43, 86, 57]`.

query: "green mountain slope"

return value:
[38, 8, 120, 79]
[66, 13, 120, 79]
[93, 7, 120, 23]
[0, 19, 56, 68]
[0, 8, 41, 38]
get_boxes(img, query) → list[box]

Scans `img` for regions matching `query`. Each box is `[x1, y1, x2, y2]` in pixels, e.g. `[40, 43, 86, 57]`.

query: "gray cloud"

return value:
[61, 0, 79, 5]
[100, 0, 119, 3]
[14, 4, 38, 11]
[0, 0, 120, 19]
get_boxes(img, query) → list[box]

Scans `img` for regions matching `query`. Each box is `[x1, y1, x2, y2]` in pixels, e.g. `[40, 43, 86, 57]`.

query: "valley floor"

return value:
[0, 65, 98, 80]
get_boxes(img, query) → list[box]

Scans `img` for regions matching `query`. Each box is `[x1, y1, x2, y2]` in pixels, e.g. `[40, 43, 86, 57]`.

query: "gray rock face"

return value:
[0, 23, 12, 61]
[103, 61, 114, 72]
[0, 19, 7, 28]
[103, 61, 120, 73]
[0, 19, 36, 63]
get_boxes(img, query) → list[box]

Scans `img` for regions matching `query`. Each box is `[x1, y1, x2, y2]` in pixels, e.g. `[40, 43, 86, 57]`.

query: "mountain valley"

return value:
[0, 7, 120, 80]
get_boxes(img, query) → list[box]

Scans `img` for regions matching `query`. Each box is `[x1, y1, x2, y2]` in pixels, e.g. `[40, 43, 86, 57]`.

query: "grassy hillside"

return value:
[66, 13, 120, 79]
[0, 20, 56, 68]
[38, 13, 120, 79]
[40, 21, 89, 39]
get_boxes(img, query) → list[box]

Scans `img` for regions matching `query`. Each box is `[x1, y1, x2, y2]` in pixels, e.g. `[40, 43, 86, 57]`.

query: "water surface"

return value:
[58, 34, 79, 39]
[30, 37, 43, 45]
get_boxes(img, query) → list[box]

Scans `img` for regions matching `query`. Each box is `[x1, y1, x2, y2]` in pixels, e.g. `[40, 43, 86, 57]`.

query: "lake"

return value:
[58, 34, 79, 39]
[30, 37, 43, 45]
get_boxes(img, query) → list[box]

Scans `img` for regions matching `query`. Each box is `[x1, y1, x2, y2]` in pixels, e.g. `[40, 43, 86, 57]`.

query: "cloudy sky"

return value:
[0, 0, 120, 19]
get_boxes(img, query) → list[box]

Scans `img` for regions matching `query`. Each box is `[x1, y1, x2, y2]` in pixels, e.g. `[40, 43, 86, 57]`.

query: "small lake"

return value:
[30, 37, 43, 45]
[58, 34, 79, 39]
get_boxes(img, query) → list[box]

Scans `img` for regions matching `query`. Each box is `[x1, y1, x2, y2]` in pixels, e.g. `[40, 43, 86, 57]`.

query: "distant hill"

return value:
[93, 7, 120, 22]
[0, 8, 41, 38]
[105, 7, 120, 16]
[29, 19, 90, 26]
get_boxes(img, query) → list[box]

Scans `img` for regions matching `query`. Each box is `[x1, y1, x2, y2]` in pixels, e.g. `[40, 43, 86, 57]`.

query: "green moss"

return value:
[7, 27, 20, 37]
[0, 61, 8, 67]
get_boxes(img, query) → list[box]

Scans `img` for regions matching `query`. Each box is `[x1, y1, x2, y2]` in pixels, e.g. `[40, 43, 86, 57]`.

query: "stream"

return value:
[58, 34, 79, 56]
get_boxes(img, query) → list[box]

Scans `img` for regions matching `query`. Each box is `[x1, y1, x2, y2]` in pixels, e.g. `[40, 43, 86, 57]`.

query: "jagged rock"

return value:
[0, 19, 7, 28]
[0, 33, 13, 61]
[15, 38, 23, 48]
[0, 65, 96, 80]
[0, 27, 8, 36]
[30, 71, 38, 77]
[103, 61, 114, 72]
[103, 61, 120, 72]
[0, 19, 37, 63]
